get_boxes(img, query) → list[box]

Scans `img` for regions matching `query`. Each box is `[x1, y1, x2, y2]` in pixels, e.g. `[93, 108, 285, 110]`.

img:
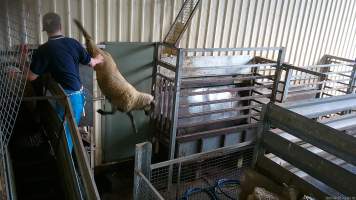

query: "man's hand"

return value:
[89, 54, 104, 68]
[6, 67, 20, 79]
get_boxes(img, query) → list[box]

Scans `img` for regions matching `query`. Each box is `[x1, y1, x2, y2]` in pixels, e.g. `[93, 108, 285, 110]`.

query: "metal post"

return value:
[167, 48, 183, 194]
[252, 104, 270, 167]
[347, 65, 356, 94]
[133, 142, 152, 200]
[271, 48, 285, 103]
[281, 66, 293, 102]
[151, 43, 159, 96]
[169, 48, 184, 160]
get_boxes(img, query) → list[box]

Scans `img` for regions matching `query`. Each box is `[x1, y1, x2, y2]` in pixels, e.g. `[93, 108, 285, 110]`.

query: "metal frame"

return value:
[46, 78, 100, 200]
[152, 44, 285, 159]
[133, 141, 255, 200]
[280, 55, 356, 102]
[134, 99, 356, 199]
[256, 103, 356, 196]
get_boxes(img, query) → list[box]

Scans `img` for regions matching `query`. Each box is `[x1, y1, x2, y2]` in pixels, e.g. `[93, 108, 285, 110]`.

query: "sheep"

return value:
[73, 19, 154, 133]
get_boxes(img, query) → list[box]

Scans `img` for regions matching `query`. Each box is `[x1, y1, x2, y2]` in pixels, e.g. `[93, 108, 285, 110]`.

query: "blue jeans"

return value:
[56, 89, 85, 153]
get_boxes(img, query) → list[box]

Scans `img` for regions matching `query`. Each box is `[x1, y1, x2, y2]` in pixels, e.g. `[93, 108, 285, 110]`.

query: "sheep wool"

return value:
[73, 19, 154, 133]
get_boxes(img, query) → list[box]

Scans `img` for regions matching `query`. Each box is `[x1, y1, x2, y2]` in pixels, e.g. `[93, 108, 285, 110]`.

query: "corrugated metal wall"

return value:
[32, 0, 356, 65]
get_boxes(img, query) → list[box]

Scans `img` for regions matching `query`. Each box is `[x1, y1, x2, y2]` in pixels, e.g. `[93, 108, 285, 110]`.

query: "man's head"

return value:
[42, 12, 61, 34]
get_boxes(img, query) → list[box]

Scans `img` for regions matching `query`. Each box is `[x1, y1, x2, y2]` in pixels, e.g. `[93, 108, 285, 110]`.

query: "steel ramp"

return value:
[163, 0, 201, 47]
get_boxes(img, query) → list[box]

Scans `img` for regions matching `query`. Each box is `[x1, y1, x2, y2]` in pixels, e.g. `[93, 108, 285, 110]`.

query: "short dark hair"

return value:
[42, 12, 61, 33]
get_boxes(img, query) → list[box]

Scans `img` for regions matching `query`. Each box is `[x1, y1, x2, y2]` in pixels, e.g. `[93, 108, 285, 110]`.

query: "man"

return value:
[28, 12, 103, 152]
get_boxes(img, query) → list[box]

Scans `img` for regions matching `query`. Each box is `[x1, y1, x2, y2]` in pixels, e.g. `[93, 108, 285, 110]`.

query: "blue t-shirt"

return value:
[30, 35, 91, 91]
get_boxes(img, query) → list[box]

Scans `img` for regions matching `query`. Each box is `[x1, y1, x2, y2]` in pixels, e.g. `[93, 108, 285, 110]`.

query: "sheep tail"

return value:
[73, 19, 92, 40]
[73, 19, 100, 56]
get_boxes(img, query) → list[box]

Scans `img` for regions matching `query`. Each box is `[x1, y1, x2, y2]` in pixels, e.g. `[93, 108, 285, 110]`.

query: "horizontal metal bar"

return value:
[263, 131, 356, 196]
[324, 54, 355, 63]
[181, 75, 275, 88]
[282, 96, 356, 117]
[156, 73, 175, 82]
[178, 113, 260, 128]
[178, 104, 262, 118]
[22, 96, 64, 101]
[180, 94, 270, 107]
[180, 84, 273, 97]
[303, 63, 354, 68]
[177, 123, 258, 142]
[182, 47, 283, 53]
[150, 141, 255, 170]
[284, 64, 327, 78]
[267, 103, 356, 166]
[323, 71, 353, 75]
[157, 60, 176, 71]
[256, 156, 327, 199]
[183, 63, 277, 70]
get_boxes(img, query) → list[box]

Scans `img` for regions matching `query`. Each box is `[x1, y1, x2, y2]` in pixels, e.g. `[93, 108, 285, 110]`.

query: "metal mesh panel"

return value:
[150, 146, 254, 199]
[163, 0, 201, 46]
[0, 0, 37, 197]
[136, 171, 165, 200]
[0, 0, 37, 150]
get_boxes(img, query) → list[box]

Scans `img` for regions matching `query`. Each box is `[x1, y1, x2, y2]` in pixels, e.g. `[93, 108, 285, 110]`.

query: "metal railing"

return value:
[0, 0, 37, 198]
[280, 55, 356, 102]
[133, 141, 254, 200]
[255, 103, 356, 197]
[45, 78, 100, 200]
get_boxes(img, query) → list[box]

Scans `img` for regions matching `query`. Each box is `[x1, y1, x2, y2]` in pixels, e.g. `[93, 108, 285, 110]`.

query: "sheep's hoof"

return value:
[97, 109, 106, 115]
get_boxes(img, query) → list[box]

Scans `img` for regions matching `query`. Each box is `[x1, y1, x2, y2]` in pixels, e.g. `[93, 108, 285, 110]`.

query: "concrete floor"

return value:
[95, 160, 134, 200]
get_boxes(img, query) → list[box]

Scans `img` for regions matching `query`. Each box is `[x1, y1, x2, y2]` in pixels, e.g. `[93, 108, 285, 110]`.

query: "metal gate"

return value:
[0, 0, 37, 198]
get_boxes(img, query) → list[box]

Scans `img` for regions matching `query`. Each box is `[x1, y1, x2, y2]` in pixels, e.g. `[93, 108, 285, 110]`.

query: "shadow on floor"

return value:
[95, 160, 134, 200]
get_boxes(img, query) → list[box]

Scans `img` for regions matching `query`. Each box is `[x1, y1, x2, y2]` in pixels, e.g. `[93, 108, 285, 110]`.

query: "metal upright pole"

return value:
[347, 64, 356, 94]
[271, 48, 285, 103]
[133, 142, 152, 200]
[169, 48, 184, 160]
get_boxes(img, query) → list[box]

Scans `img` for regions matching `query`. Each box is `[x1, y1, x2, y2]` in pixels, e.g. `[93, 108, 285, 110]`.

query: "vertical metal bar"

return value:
[167, 48, 184, 193]
[79, 0, 84, 44]
[36, 0, 43, 44]
[133, 142, 152, 200]
[169, 48, 184, 159]
[106, 0, 111, 41]
[151, 43, 158, 96]
[281, 67, 293, 102]
[271, 48, 285, 103]
[347, 65, 356, 94]
[140, 0, 145, 42]
[252, 104, 270, 167]
[65, 0, 71, 38]
[175, 162, 182, 198]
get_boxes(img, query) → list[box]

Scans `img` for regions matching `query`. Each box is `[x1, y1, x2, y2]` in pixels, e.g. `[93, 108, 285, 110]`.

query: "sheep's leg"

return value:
[97, 106, 117, 115]
[127, 111, 138, 134]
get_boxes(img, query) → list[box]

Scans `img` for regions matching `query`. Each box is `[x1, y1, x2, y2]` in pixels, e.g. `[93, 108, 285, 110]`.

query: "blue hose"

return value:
[180, 178, 240, 200]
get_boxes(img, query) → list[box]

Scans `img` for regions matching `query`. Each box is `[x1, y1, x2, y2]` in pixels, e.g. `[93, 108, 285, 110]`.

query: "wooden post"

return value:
[133, 142, 152, 200]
